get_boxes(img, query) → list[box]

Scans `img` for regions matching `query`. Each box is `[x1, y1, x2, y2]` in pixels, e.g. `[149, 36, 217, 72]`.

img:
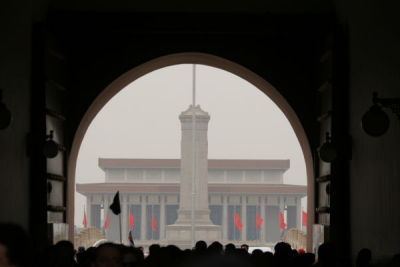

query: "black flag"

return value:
[109, 191, 121, 215]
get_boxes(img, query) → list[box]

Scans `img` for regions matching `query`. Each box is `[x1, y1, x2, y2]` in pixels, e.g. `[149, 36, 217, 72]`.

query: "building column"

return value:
[121, 195, 128, 244]
[160, 195, 166, 239]
[103, 194, 110, 239]
[260, 196, 266, 243]
[296, 197, 302, 230]
[242, 196, 247, 241]
[141, 196, 147, 240]
[222, 195, 228, 241]
[86, 195, 92, 227]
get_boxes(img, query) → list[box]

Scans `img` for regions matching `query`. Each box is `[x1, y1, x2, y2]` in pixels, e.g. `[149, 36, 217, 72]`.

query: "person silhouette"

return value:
[355, 248, 371, 267]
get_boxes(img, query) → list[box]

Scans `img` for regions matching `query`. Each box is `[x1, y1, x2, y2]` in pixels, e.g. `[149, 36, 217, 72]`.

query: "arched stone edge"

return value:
[67, 52, 315, 250]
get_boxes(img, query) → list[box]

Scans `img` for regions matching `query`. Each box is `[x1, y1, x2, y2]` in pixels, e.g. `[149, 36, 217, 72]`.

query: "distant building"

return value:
[77, 158, 306, 247]
[77, 105, 306, 247]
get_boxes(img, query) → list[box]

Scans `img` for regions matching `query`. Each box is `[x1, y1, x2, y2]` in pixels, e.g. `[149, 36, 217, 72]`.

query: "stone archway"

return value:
[67, 52, 314, 250]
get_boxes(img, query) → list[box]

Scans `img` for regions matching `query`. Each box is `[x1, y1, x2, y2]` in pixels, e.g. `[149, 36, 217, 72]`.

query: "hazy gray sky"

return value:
[75, 64, 307, 226]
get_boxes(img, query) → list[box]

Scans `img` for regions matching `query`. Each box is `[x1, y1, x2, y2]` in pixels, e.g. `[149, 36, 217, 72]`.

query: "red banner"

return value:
[279, 211, 287, 230]
[151, 215, 157, 232]
[82, 209, 88, 228]
[302, 211, 307, 227]
[104, 215, 111, 229]
[234, 212, 243, 231]
[129, 212, 135, 230]
[256, 213, 264, 230]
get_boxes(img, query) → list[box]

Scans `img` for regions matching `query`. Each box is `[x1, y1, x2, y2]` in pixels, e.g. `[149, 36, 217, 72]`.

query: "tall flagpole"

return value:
[191, 64, 197, 247]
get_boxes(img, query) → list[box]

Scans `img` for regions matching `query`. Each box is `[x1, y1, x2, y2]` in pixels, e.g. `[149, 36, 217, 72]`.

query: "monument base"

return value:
[165, 223, 222, 249]
[174, 209, 215, 225]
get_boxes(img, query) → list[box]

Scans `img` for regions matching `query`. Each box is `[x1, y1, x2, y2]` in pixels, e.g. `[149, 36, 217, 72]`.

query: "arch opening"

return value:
[68, 53, 314, 250]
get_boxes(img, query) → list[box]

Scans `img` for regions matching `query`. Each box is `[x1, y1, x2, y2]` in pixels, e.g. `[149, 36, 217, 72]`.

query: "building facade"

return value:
[77, 158, 306, 247]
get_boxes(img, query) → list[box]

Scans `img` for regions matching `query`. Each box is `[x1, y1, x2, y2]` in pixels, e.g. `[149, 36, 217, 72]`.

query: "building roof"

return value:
[98, 158, 290, 170]
[76, 182, 306, 195]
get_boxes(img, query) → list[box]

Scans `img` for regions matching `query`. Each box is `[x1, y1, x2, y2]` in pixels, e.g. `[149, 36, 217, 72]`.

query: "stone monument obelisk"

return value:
[165, 105, 221, 248]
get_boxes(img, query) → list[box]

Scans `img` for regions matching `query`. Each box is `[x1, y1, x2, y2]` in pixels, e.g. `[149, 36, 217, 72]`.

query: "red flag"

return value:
[256, 212, 264, 230]
[280, 211, 287, 230]
[129, 212, 135, 230]
[151, 215, 157, 232]
[234, 212, 243, 231]
[104, 215, 111, 229]
[302, 211, 307, 227]
[83, 209, 88, 228]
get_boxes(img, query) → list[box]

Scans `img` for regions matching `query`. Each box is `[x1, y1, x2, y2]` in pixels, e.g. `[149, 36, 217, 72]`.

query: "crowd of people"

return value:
[0, 223, 399, 267]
